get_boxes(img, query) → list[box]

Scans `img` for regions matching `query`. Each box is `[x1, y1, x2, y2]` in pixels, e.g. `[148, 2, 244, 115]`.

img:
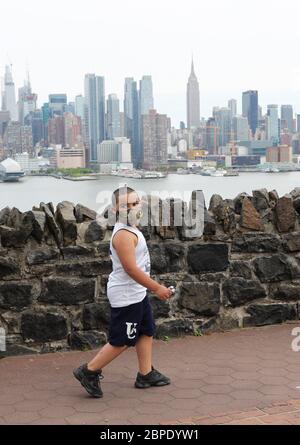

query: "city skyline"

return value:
[1, 0, 300, 126]
[2, 62, 300, 130]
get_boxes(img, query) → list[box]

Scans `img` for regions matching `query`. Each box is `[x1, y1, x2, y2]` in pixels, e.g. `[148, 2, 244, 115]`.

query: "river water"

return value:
[0, 172, 300, 213]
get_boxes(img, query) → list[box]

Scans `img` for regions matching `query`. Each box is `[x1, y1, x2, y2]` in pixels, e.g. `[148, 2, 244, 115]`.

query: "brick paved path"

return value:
[161, 399, 300, 425]
[0, 322, 300, 425]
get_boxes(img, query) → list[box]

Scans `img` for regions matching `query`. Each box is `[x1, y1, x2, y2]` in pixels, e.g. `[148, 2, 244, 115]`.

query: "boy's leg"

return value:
[74, 303, 133, 398]
[73, 343, 128, 398]
[134, 334, 171, 388]
[88, 343, 128, 372]
[134, 296, 170, 388]
[135, 334, 153, 375]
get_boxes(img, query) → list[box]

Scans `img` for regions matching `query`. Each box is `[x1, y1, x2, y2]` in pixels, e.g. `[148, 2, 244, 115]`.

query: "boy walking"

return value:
[73, 186, 172, 398]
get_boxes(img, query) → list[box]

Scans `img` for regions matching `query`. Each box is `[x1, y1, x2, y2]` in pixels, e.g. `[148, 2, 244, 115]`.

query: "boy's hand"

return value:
[154, 285, 172, 301]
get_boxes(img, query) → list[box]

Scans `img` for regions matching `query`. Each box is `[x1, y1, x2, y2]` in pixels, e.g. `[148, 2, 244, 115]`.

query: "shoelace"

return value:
[151, 368, 163, 379]
[87, 369, 104, 382]
[95, 372, 104, 381]
[90, 373, 104, 387]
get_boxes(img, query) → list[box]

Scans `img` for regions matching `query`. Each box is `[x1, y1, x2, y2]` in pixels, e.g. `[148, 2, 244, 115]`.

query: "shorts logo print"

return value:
[126, 322, 138, 340]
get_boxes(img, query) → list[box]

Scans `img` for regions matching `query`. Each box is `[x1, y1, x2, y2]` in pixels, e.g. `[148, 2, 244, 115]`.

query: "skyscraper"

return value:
[64, 112, 83, 148]
[96, 76, 106, 143]
[124, 78, 140, 168]
[107, 94, 121, 140]
[215, 108, 232, 147]
[267, 105, 279, 144]
[49, 94, 67, 116]
[281, 105, 293, 133]
[0, 111, 10, 138]
[232, 115, 250, 142]
[186, 59, 200, 129]
[4, 121, 21, 151]
[41, 103, 50, 145]
[20, 126, 33, 153]
[75, 95, 85, 121]
[3, 65, 18, 121]
[297, 114, 300, 133]
[124, 78, 134, 127]
[84, 74, 105, 163]
[18, 74, 37, 124]
[124, 78, 134, 141]
[242, 90, 258, 137]
[48, 116, 65, 146]
[119, 112, 125, 137]
[141, 109, 168, 169]
[228, 99, 237, 119]
[3, 121, 33, 154]
[24, 110, 44, 147]
[75, 95, 89, 148]
[205, 117, 219, 154]
[84, 74, 97, 162]
[65, 102, 75, 114]
[132, 82, 140, 168]
[139, 76, 154, 115]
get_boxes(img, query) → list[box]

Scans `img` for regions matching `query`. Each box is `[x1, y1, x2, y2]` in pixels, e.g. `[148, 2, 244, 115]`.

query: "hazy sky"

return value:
[1, 0, 300, 126]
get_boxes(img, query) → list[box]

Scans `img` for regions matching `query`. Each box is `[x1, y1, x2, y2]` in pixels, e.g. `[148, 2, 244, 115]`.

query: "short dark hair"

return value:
[112, 186, 136, 206]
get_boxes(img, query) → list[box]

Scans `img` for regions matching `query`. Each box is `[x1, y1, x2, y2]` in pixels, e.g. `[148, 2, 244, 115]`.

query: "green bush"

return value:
[57, 168, 93, 177]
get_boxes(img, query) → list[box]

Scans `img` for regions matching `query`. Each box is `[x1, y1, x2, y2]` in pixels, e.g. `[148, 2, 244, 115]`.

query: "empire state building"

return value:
[186, 59, 200, 129]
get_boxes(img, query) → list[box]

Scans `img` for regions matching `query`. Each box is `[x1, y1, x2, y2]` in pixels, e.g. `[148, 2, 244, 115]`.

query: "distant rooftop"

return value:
[0, 158, 22, 173]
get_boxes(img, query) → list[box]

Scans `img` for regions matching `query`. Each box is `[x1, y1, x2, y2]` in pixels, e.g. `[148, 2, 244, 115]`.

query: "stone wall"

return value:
[1, 187, 300, 356]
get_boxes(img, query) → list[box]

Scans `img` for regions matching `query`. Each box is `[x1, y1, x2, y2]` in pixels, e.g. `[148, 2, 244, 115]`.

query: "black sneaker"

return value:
[73, 363, 104, 398]
[135, 366, 171, 389]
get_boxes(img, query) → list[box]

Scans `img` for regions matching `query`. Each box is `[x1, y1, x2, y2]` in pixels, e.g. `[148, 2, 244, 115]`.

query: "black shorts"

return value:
[108, 294, 156, 347]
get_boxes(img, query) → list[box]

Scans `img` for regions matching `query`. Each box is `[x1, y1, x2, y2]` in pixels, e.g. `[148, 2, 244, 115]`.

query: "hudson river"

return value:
[0, 172, 300, 213]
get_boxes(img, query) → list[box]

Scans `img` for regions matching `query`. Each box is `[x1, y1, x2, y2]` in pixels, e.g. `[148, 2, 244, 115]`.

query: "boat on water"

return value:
[200, 167, 216, 176]
[0, 158, 25, 182]
[111, 169, 167, 179]
[112, 171, 142, 179]
[263, 167, 280, 173]
[142, 172, 167, 179]
[177, 168, 190, 175]
[210, 169, 227, 177]
[199, 167, 227, 177]
[224, 170, 240, 177]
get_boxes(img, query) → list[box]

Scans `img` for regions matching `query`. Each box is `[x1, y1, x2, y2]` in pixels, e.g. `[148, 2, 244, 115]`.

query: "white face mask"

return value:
[118, 208, 143, 226]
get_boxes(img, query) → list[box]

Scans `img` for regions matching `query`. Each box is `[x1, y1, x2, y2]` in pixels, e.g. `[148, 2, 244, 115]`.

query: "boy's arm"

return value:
[112, 230, 171, 300]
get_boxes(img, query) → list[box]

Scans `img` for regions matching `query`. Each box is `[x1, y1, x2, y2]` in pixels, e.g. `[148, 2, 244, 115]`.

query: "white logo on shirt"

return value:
[126, 322, 138, 339]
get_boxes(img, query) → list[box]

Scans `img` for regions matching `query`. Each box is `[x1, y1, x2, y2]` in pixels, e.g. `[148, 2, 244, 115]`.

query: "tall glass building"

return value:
[84, 74, 105, 163]
[242, 90, 258, 137]
[281, 105, 294, 133]
[215, 108, 232, 147]
[139, 76, 154, 116]
[267, 104, 279, 144]
[107, 94, 121, 140]
[124, 78, 140, 168]
[48, 94, 67, 116]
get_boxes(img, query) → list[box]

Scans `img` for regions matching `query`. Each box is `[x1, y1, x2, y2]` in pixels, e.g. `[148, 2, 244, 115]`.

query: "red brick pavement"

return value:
[0, 322, 300, 425]
[161, 399, 300, 425]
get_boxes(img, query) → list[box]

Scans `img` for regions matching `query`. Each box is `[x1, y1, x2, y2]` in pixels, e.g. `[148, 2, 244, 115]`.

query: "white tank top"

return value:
[107, 222, 151, 308]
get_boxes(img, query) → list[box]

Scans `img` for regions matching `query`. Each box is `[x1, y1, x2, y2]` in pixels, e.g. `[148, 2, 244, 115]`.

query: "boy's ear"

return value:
[109, 206, 120, 214]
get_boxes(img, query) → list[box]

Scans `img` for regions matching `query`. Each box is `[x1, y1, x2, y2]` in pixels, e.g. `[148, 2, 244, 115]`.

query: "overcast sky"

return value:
[1, 0, 300, 126]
